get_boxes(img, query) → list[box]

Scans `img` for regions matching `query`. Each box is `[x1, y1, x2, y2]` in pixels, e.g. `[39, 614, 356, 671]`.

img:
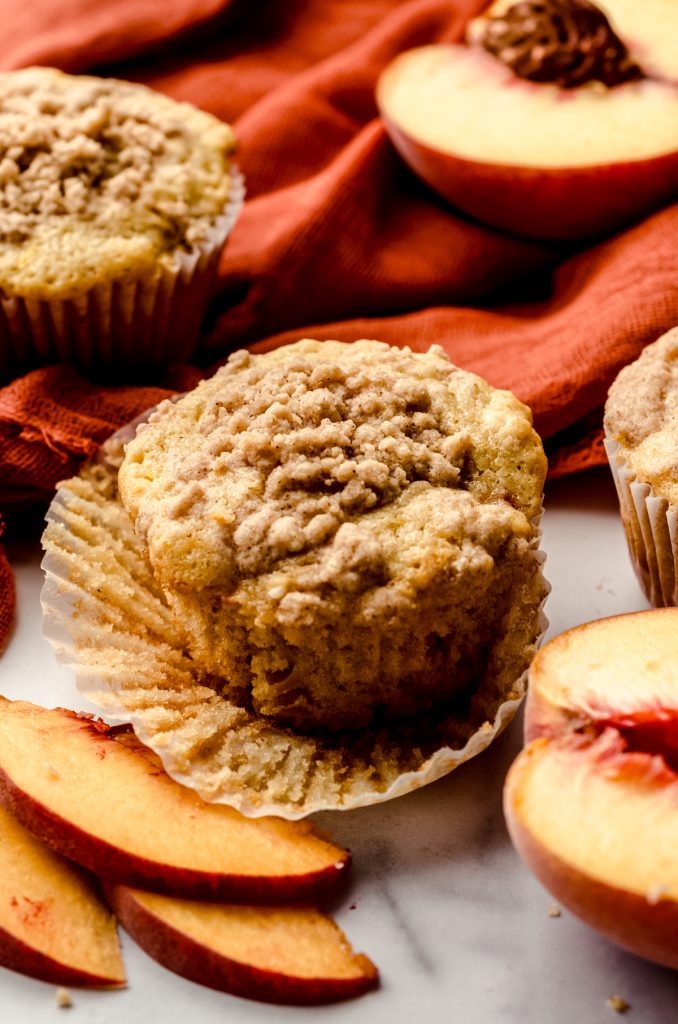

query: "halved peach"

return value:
[504, 609, 678, 969]
[0, 700, 350, 903]
[0, 802, 124, 987]
[107, 884, 378, 1005]
[377, 39, 678, 240]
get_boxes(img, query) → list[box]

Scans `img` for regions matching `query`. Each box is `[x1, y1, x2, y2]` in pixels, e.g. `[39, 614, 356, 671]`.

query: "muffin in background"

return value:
[118, 338, 547, 735]
[604, 326, 678, 606]
[0, 66, 242, 383]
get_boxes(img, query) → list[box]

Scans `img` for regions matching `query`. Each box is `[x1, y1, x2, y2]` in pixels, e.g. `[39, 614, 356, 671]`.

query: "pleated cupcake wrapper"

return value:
[604, 436, 677, 607]
[0, 168, 245, 382]
[40, 419, 549, 819]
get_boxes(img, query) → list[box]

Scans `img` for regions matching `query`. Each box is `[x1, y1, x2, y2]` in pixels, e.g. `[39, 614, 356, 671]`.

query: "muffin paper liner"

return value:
[40, 414, 549, 819]
[0, 168, 245, 383]
[604, 436, 677, 607]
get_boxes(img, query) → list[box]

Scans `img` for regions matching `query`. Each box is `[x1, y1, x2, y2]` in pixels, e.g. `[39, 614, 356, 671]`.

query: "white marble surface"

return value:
[2, 466, 678, 1023]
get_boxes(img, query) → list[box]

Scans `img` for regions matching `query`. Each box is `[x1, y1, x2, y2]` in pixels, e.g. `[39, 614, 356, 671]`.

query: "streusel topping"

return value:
[0, 67, 236, 295]
[119, 339, 545, 594]
[604, 327, 678, 504]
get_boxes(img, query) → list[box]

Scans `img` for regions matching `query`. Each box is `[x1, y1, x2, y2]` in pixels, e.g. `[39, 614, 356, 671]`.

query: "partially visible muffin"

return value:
[0, 66, 241, 381]
[119, 339, 547, 733]
[604, 327, 678, 606]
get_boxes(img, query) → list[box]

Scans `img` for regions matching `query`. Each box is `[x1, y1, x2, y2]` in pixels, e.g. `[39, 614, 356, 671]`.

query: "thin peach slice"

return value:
[107, 884, 378, 1005]
[0, 700, 350, 903]
[0, 802, 124, 987]
[504, 609, 678, 969]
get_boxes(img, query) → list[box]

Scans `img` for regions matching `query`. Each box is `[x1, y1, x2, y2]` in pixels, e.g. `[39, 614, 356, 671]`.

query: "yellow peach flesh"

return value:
[377, 45, 678, 169]
[526, 609, 678, 741]
[505, 609, 678, 970]
[123, 890, 374, 981]
[0, 803, 124, 985]
[507, 734, 678, 898]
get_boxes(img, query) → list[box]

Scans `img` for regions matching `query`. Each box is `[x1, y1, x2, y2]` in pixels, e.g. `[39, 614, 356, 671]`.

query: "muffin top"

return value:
[604, 327, 678, 504]
[0, 66, 237, 298]
[119, 339, 546, 597]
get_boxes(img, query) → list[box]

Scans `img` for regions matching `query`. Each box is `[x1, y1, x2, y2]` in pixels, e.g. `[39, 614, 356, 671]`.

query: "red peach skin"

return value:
[0, 700, 350, 903]
[107, 884, 378, 1005]
[380, 114, 678, 241]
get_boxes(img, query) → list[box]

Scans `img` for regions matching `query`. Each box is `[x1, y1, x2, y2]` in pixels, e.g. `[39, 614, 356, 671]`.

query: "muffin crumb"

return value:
[55, 988, 72, 1009]
[606, 995, 630, 1014]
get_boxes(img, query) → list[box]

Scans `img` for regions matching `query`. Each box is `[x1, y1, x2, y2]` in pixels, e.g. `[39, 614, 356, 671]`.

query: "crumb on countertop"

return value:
[55, 987, 72, 1009]
[606, 995, 630, 1014]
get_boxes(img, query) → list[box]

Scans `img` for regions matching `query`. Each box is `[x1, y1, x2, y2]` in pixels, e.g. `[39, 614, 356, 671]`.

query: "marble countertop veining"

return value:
[2, 467, 678, 1024]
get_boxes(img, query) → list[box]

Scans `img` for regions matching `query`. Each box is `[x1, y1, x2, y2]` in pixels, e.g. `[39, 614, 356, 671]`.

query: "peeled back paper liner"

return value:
[604, 436, 677, 607]
[0, 168, 244, 383]
[41, 421, 549, 820]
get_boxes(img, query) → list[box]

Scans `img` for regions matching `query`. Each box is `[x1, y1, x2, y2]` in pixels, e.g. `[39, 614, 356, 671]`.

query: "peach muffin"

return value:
[117, 339, 547, 735]
[604, 326, 678, 606]
[0, 66, 240, 381]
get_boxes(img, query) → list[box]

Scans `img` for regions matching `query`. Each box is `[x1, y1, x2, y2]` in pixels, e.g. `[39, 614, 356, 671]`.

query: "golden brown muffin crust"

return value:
[120, 339, 545, 593]
[604, 327, 678, 504]
[0, 67, 236, 297]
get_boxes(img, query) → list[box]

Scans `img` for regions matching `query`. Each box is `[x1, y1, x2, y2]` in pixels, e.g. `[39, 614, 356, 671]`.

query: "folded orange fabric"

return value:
[0, 536, 12, 654]
[0, 0, 677, 652]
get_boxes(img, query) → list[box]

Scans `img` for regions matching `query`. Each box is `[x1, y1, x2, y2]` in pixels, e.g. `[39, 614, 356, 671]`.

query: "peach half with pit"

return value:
[504, 608, 678, 969]
[376, 0, 678, 240]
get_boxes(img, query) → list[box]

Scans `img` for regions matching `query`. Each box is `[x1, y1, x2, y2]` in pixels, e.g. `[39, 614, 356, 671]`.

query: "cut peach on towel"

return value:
[377, 0, 678, 240]
[504, 609, 678, 969]
[0, 700, 350, 903]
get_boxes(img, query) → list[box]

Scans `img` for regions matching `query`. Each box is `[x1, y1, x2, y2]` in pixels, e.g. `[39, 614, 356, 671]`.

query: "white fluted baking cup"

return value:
[41, 424, 549, 819]
[0, 168, 245, 382]
[604, 436, 677, 607]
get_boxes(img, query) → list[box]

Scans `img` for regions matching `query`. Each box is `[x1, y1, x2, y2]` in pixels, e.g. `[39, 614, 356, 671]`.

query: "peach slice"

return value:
[0, 700, 350, 903]
[376, 33, 678, 240]
[504, 608, 678, 969]
[0, 801, 124, 987]
[106, 884, 378, 1005]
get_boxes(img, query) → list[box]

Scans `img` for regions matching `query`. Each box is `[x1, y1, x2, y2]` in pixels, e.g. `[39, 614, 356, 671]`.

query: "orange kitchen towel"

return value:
[0, 0, 677, 652]
[0, 531, 13, 654]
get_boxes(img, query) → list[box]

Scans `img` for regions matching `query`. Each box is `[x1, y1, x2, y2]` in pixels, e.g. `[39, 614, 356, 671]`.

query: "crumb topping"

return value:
[199, 348, 466, 581]
[0, 67, 235, 252]
[604, 327, 678, 503]
[120, 339, 545, 601]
